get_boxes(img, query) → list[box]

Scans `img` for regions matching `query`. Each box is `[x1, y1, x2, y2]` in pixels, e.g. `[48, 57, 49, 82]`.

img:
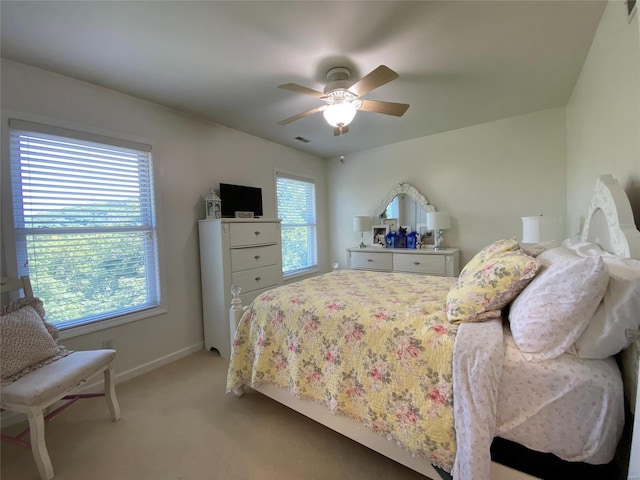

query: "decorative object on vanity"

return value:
[204, 190, 222, 219]
[521, 214, 559, 244]
[416, 223, 434, 247]
[371, 225, 389, 246]
[219, 183, 263, 218]
[383, 217, 398, 232]
[384, 227, 418, 249]
[277, 65, 409, 136]
[426, 212, 451, 250]
[353, 216, 372, 248]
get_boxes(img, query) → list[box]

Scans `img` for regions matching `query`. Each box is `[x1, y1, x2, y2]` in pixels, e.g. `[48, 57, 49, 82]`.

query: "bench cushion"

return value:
[1, 349, 116, 407]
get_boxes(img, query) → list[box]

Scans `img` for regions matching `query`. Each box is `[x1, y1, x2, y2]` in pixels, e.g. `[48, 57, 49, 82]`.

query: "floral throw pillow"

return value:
[458, 238, 521, 281]
[446, 250, 539, 324]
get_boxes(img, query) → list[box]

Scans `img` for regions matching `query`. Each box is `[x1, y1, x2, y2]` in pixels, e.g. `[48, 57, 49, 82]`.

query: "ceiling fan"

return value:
[277, 65, 410, 136]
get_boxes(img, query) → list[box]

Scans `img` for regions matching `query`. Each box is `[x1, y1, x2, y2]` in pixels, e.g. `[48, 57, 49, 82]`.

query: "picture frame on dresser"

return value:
[416, 223, 434, 246]
[383, 218, 398, 232]
[371, 225, 389, 246]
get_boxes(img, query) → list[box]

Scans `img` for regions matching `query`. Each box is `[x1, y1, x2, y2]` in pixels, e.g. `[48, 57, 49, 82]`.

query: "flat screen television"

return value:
[220, 183, 263, 218]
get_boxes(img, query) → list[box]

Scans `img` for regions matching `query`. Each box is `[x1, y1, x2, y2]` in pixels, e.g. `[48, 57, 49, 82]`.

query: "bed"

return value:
[226, 174, 640, 480]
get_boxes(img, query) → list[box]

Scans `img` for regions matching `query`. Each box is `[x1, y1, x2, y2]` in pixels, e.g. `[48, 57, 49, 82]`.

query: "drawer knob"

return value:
[254, 231, 261, 236]
[255, 276, 261, 282]
[254, 255, 261, 260]
[413, 261, 420, 265]
[367, 258, 373, 262]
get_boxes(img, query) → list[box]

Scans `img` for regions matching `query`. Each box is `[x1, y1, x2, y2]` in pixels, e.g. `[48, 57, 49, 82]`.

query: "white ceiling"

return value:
[0, 1, 606, 159]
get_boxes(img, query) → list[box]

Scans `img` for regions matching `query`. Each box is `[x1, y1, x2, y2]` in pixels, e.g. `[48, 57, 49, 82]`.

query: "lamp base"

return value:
[357, 232, 366, 248]
[433, 229, 446, 250]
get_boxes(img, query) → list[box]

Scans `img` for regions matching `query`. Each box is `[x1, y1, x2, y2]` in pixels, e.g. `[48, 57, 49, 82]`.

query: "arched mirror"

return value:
[372, 183, 435, 229]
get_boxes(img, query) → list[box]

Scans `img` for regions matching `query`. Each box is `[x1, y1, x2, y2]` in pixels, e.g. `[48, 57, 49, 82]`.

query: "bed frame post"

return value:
[625, 329, 640, 479]
[229, 284, 244, 349]
[229, 284, 245, 398]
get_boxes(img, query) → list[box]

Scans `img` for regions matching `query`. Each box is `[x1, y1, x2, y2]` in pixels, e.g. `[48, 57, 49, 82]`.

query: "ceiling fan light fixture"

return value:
[323, 101, 358, 127]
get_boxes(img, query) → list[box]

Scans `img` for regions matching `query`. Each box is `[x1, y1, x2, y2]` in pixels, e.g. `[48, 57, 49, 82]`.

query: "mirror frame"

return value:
[372, 182, 435, 218]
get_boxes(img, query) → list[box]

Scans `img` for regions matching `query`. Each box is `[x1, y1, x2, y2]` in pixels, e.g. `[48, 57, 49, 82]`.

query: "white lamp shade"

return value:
[323, 102, 357, 127]
[426, 212, 451, 231]
[521, 216, 558, 243]
[353, 215, 372, 232]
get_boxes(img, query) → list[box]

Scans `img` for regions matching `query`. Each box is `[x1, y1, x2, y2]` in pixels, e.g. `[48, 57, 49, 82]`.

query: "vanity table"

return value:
[350, 182, 460, 277]
[348, 247, 460, 277]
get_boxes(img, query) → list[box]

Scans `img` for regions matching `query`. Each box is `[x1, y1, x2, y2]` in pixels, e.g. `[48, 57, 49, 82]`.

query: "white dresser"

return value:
[347, 247, 460, 277]
[199, 218, 282, 359]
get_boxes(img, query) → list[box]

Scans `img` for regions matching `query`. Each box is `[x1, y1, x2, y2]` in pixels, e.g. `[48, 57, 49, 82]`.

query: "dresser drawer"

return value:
[231, 244, 280, 272]
[393, 253, 446, 275]
[350, 251, 392, 271]
[229, 222, 279, 247]
[231, 264, 282, 294]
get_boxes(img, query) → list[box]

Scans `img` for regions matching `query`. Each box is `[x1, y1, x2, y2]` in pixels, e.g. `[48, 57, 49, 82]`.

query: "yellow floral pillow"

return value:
[458, 238, 521, 281]
[446, 250, 539, 323]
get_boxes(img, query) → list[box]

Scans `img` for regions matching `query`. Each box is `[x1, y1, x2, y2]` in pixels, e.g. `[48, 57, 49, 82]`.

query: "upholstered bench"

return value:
[1, 277, 121, 480]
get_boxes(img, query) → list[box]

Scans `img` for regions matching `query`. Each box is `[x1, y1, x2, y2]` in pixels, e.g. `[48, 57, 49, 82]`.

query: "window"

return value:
[7, 119, 162, 331]
[276, 172, 317, 276]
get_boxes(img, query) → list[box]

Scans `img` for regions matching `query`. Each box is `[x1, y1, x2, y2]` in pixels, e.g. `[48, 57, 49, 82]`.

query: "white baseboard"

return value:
[0, 342, 204, 427]
[113, 342, 204, 385]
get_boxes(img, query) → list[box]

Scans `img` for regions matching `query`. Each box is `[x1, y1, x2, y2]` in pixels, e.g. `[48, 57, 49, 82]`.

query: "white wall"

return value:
[566, 4, 640, 475]
[0, 59, 328, 380]
[327, 108, 567, 268]
[566, 1, 640, 237]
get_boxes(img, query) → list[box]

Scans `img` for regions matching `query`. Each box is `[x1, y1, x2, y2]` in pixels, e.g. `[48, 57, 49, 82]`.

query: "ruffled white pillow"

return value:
[509, 247, 609, 361]
[563, 240, 640, 358]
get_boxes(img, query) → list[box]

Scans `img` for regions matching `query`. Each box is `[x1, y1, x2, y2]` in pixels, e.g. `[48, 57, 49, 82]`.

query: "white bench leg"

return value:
[104, 365, 120, 421]
[27, 408, 54, 480]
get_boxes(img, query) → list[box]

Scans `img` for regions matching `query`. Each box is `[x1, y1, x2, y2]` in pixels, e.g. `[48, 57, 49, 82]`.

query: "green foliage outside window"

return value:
[277, 174, 317, 275]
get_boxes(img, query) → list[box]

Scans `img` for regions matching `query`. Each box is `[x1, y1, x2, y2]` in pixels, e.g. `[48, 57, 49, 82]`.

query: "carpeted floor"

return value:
[1, 350, 429, 480]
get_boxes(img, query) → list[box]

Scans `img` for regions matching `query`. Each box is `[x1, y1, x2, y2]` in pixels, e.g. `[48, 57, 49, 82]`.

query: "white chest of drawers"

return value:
[347, 247, 460, 277]
[199, 218, 282, 359]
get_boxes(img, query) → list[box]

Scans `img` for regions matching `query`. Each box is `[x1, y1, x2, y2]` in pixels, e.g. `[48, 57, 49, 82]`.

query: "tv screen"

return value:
[220, 183, 263, 218]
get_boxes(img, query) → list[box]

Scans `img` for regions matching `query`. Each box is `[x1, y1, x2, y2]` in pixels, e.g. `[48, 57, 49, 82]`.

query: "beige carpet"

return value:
[1, 350, 427, 480]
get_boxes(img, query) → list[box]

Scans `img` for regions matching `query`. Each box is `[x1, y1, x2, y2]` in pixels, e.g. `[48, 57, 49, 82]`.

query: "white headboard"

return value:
[581, 174, 640, 258]
[581, 175, 640, 478]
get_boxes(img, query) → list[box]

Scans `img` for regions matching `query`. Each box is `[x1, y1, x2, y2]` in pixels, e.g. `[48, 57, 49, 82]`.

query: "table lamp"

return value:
[521, 215, 558, 244]
[426, 212, 451, 250]
[353, 216, 372, 248]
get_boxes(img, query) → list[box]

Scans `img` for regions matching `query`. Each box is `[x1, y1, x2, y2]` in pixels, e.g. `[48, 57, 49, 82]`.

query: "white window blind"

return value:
[276, 172, 317, 276]
[8, 119, 161, 329]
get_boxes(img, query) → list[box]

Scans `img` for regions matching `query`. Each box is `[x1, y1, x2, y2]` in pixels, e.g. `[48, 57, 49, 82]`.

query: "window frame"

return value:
[1, 112, 167, 340]
[275, 170, 319, 280]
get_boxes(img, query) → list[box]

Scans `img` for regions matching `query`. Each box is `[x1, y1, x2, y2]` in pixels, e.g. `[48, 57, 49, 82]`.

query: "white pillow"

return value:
[509, 247, 609, 361]
[572, 255, 640, 358]
[562, 239, 640, 358]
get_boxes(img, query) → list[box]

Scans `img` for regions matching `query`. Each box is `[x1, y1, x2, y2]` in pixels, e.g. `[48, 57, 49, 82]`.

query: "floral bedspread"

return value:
[227, 269, 460, 471]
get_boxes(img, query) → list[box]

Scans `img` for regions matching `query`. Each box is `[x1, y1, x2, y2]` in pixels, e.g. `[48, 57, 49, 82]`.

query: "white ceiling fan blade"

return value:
[348, 65, 399, 98]
[278, 83, 326, 98]
[277, 106, 324, 125]
[359, 99, 409, 117]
